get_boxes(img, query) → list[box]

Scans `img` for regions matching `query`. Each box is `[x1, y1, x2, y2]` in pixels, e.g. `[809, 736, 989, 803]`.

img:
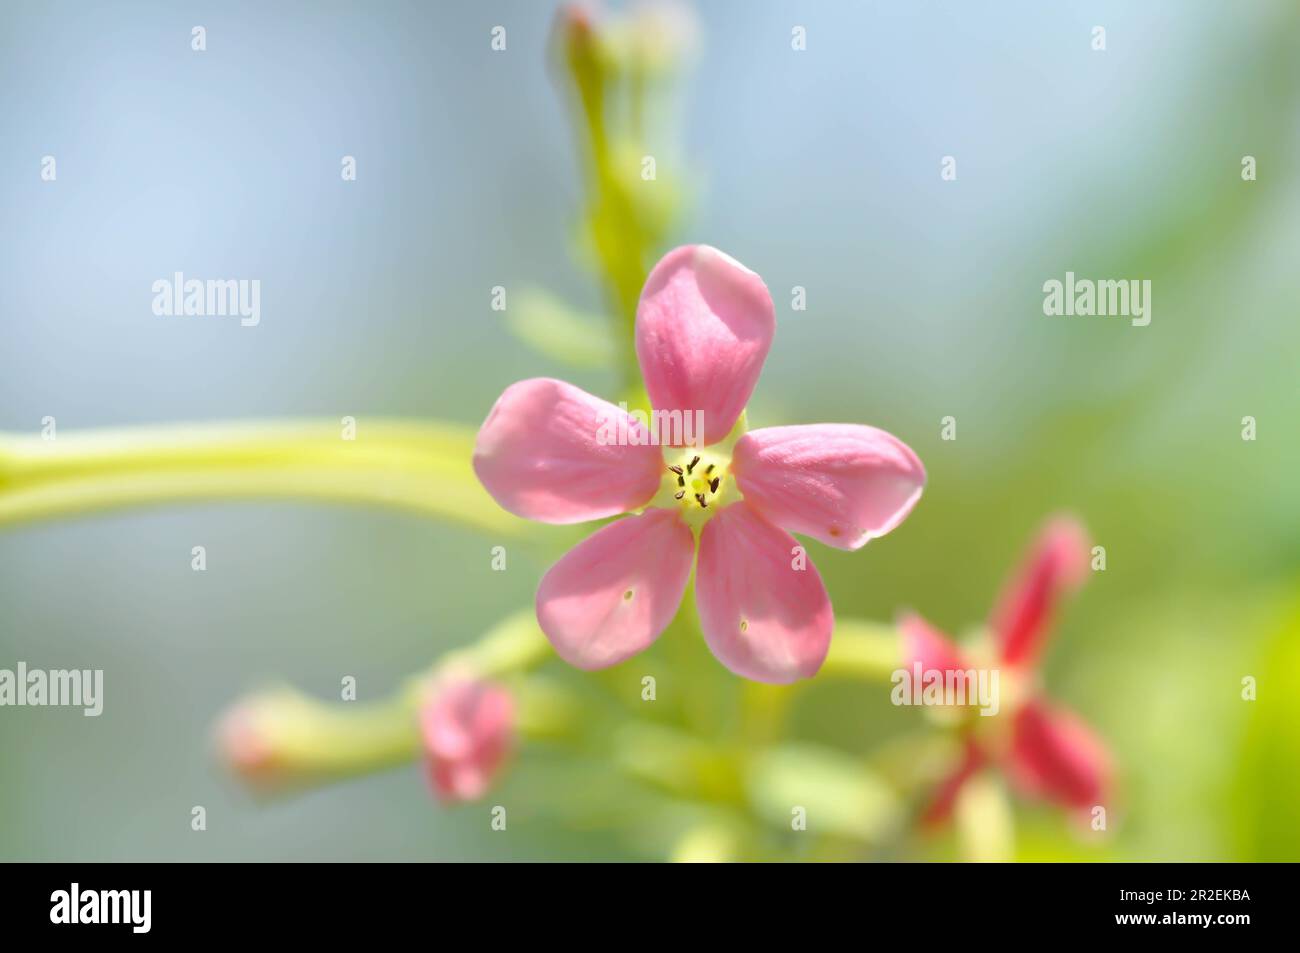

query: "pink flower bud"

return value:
[419, 678, 516, 803]
[214, 695, 294, 787]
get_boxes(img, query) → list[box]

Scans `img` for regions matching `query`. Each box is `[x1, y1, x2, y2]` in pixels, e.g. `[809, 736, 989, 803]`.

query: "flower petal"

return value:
[635, 245, 775, 446]
[920, 739, 987, 828]
[1007, 699, 1111, 810]
[732, 424, 926, 549]
[695, 501, 833, 683]
[473, 377, 664, 524]
[419, 678, 515, 804]
[899, 612, 970, 675]
[535, 508, 694, 670]
[990, 516, 1090, 666]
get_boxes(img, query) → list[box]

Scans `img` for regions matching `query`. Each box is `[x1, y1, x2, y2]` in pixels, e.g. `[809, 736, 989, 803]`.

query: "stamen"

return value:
[705, 464, 714, 475]
[695, 493, 708, 508]
[709, 477, 720, 493]
[668, 465, 683, 475]
[674, 490, 685, 500]
[677, 475, 685, 488]
[686, 456, 700, 474]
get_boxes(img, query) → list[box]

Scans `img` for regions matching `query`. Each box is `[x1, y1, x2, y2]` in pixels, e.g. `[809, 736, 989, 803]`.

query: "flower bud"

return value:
[419, 678, 516, 803]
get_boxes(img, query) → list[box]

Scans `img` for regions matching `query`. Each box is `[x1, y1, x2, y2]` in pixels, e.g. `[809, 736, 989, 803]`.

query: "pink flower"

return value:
[901, 516, 1112, 823]
[474, 245, 926, 683]
[419, 678, 516, 803]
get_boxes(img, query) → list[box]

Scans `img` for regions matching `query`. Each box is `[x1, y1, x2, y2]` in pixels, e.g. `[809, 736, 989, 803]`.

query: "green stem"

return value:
[561, 13, 657, 392]
[224, 612, 561, 793]
[821, 620, 903, 681]
[0, 419, 532, 536]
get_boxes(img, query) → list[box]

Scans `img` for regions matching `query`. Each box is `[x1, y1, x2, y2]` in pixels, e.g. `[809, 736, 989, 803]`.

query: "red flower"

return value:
[902, 516, 1111, 824]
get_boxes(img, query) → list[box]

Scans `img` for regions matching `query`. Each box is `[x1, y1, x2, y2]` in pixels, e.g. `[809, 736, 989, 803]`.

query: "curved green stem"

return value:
[219, 612, 561, 794]
[226, 691, 428, 791]
[0, 419, 533, 537]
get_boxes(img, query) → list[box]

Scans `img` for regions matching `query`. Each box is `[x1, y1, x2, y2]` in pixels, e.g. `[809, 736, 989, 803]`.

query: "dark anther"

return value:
[687, 456, 700, 474]
[695, 493, 708, 508]
[705, 464, 714, 475]
[674, 490, 685, 500]
[677, 475, 685, 488]
[668, 465, 683, 475]
[709, 477, 720, 493]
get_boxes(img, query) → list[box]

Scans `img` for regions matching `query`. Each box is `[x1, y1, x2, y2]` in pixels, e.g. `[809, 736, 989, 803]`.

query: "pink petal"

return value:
[899, 612, 970, 674]
[1007, 699, 1111, 810]
[432, 761, 501, 802]
[732, 424, 925, 550]
[473, 377, 664, 524]
[695, 501, 833, 683]
[635, 245, 775, 446]
[990, 516, 1090, 666]
[419, 679, 516, 804]
[535, 508, 695, 670]
[920, 739, 987, 828]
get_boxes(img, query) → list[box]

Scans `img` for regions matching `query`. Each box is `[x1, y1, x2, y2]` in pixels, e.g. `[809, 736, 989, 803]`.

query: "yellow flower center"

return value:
[650, 446, 740, 530]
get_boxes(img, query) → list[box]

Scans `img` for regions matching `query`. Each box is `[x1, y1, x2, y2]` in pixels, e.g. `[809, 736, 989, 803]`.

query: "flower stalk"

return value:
[217, 611, 560, 794]
[0, 419, 532, 537]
